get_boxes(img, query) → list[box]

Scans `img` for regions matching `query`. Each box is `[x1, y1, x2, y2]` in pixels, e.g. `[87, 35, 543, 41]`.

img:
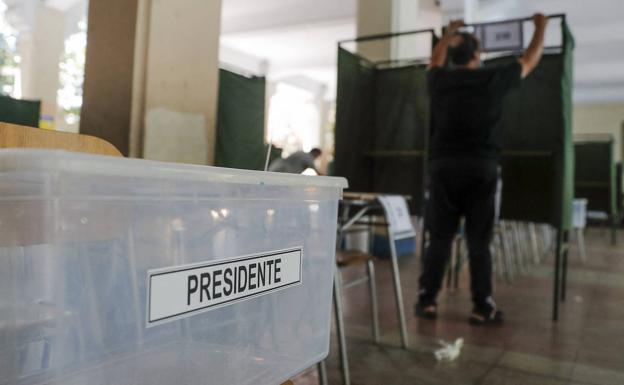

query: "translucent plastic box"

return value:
[0, 150, 347, 385]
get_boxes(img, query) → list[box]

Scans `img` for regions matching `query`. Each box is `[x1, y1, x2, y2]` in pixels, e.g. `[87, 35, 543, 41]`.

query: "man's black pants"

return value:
[418, 158, 498, 310]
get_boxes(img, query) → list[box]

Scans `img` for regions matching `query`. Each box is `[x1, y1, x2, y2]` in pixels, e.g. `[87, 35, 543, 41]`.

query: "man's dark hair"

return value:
[309, 148, 322, 158]
[448, 32, 480, 66]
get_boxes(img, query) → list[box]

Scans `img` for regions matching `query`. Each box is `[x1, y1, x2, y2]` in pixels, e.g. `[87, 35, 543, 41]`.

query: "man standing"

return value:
[416, 14, 549, 324]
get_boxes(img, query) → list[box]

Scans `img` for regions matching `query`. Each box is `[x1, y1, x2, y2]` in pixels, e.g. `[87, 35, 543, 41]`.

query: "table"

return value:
[339, 191, 410, 349]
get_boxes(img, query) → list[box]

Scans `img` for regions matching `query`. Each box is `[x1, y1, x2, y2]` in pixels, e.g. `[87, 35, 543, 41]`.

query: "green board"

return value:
[0, 95, 40, 128]
[215, 69, 266, 170]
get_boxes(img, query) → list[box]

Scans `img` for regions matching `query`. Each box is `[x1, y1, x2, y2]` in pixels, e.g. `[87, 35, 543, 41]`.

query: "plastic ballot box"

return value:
[0, 149, 347, 385]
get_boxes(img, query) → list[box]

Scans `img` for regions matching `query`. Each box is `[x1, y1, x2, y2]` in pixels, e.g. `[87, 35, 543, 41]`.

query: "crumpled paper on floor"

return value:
[434, 338, 464, 361]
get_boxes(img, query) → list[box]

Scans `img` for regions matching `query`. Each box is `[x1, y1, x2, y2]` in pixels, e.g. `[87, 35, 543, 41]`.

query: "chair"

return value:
[0, 122, 122, 156]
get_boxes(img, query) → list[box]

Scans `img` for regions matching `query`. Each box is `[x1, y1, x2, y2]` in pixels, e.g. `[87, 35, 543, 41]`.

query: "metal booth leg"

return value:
[317, 360, 328, 385]
[561, 230, 570, 302]
[387, 231, 409, 349]
[552, 228, 563, 321]
[577, 227, 587, 263]
[529, 223, 540, 264]
[366, 260, 381, 344]
[333, 270, 350, 385]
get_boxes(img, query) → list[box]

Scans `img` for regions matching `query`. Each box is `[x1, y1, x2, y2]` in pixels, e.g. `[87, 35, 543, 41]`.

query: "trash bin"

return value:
[0, 149, 347, 385]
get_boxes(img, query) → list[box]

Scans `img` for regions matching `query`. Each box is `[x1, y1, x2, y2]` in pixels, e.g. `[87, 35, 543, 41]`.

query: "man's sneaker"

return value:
[415, 302, 437, 320]
[469, 302, 504, 325]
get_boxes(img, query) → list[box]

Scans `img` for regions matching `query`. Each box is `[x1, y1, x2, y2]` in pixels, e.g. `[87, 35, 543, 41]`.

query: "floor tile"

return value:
[571, 363, 624, 385]
[497, 351, 574, 380]
[480, 367, 568, 385]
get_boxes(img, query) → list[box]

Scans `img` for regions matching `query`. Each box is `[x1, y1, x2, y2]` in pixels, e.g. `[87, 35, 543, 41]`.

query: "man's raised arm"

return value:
[428, 20, 465, 70]
[518, 13, 549, 78]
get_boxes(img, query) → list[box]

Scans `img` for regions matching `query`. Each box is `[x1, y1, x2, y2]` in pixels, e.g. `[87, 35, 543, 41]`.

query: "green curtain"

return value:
[334, 48, 376, 192]
[485, 21, 575, 229]
[215, 69, 266, 170]
[574, 140, 616, 217]
[335, 24, 574, 227]
[334, 48, 429, 213]
[0, 95, 40, 128]
[370, 65, 429, 212]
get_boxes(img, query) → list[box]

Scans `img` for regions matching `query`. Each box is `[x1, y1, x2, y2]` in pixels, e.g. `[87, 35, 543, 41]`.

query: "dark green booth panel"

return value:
[334, 48, 376, 192]
[215, 69, 266, 171]
[486, 23, 575, 230]
[574, 139, 617, 217]
[0, 95, 41, 128]
[335, 44, 432, 214]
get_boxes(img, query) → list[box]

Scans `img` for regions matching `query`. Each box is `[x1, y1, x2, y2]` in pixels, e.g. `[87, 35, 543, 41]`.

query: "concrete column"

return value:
[18, 5, 65, 122]
[141, 0, 222, 165]
[81, 0, 140, 156]
[356, 0, 393, 61]
[357, 0, 441, 61]
[81, 0, 222, 164]
[392, 0, 441, 60]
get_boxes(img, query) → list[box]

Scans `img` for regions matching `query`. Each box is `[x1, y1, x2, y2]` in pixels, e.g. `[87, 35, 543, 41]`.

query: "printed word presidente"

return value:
[187, 257, 283, 305]
[147, 248, 302, 325]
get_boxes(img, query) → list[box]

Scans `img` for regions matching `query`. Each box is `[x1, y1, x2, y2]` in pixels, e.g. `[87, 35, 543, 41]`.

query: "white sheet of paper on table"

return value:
[377, 195, 416, 240]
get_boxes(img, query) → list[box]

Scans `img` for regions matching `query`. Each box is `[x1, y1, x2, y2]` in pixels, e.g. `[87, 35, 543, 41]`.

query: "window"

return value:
[0, 0, 19, 97]
[57, 18, 87, 132]
[266, 82, 321, 157]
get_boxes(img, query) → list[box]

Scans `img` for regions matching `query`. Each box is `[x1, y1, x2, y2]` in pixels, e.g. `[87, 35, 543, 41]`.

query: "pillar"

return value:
[356, 0, 441, 61]
[141, 0, 222, 165]
[81, 0, 222, 164]
[18, 5, 65, 123]
[80, 0, 139, 156]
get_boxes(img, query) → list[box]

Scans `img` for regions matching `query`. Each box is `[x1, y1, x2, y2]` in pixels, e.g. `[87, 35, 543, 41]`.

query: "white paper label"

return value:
[147, 247, 302, 326]
[479, 21, 523, 52]
[377, 195, 416, 240]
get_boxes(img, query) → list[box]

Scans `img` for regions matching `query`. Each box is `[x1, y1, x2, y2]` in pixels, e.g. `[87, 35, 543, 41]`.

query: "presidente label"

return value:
[147, 247, 302, 326]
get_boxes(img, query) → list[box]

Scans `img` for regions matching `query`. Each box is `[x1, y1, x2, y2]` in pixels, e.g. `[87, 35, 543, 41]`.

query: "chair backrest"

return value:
[0, 122, 122, 156]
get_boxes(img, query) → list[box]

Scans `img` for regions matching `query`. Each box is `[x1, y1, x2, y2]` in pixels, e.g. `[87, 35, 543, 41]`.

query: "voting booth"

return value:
[0, 149, 347, 385]
[574, 134, 619, 243]
[334, 29, 436, 214]
[0, 95, 41, 128]
[216, 68, 267, 171]
[473, 14, 575, 319]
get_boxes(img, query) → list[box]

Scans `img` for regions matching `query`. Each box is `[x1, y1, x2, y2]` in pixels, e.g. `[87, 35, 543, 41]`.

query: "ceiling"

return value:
[221, 0, 355, 34]
[221, 0, 624, 104]
[45, 0, 82, 12]
[220, 0, 356, 98]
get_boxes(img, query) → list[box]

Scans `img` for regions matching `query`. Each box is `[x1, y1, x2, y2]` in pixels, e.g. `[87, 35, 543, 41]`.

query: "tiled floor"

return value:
[292, 227, 624, 384]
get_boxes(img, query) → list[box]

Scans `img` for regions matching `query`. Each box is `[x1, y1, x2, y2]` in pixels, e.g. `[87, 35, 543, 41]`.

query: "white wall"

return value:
[574, 103, 624, 161]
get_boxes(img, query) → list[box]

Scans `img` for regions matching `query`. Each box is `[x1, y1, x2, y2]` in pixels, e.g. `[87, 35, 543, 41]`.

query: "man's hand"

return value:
[519, 13, 549, 78]
[447, 19, 465, 36]
[532, 13, 548, 30]
[429, 19, 465, 69]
